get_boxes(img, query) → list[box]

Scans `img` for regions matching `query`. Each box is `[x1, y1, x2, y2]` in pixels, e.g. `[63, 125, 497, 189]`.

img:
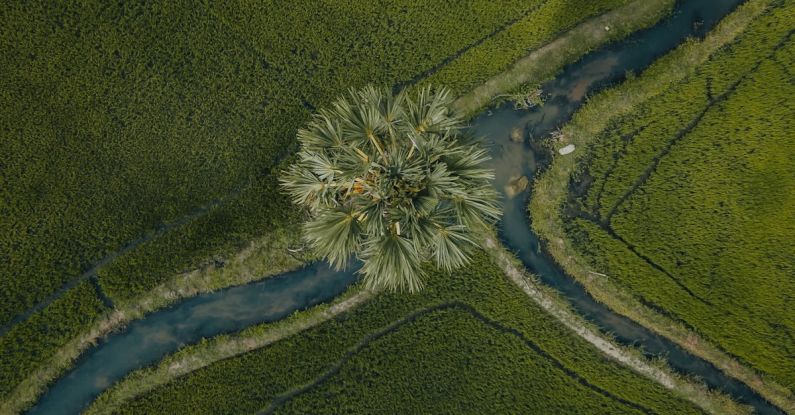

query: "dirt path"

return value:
[454, 0, 675, 115]
[483, 238, 749, 414]
[528, 0, 795, 411]
[81, 288, 373, 415]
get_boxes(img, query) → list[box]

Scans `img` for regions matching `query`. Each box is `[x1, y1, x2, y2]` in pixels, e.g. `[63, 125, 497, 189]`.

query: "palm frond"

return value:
[280, 165, 332, 210]
[303, 207, 362, 270]
[379, 87, 406, 152]
[432, 223, 475, 271]
[452, 186, 501, 227]
[298, 114, 345, 151]
[359, 233, 424, 292]
[281, 84, 500, 292]
[299, 151, 341, 181]
[405, 85, 462, 133]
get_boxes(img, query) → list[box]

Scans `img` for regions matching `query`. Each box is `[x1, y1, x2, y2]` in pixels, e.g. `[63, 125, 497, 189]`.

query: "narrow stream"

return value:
[475, 0, 783, 413]
[26, 264, 357, 415]
[27, 0, 784, 414]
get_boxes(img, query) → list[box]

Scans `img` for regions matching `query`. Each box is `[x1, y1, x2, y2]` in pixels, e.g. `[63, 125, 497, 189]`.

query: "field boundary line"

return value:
[453, 0, 676, 115]
[528, 0, 795, 411]
[483, 236, 750, 415]
[603, 32, 794, 223]
[258, 301, 655, 415]
[8, 2, 678, 413]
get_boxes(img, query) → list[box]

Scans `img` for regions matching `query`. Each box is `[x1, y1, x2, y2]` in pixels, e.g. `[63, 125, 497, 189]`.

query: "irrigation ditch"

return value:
[15, 0, 790, 414]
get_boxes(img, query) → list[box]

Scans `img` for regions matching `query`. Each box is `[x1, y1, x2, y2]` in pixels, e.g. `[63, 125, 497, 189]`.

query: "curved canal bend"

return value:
[27, 0, 784, 413]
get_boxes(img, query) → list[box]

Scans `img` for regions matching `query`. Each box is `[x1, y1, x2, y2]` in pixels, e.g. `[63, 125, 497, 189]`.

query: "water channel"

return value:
[28, 0, 784, 413]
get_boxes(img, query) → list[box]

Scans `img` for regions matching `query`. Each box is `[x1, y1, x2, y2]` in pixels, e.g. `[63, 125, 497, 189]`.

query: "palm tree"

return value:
[280, 85, 500, 292]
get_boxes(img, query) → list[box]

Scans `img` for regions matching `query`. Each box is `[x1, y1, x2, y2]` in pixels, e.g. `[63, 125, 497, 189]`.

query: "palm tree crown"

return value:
[281, 85, 500, 292]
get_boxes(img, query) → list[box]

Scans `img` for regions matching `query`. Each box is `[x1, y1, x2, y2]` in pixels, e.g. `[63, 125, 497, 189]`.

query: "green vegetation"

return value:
[531, 0, 795, 407]
[0, 281, 108, 397]
[281, 86, 499, 291]
[79, 2, 697, 411]
[567, 4, 795, 387]
[424, 0, 636, 93]
[275, 306, 652, 414]
[1, 0, 647, 403]
[111, 255, 708, 414]
[1, 230, 305, 415]
[0, 0, 634, 324]
[2, 0, 523, 323]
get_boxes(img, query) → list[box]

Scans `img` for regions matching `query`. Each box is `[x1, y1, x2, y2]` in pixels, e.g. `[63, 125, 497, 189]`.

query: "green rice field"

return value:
[109, 256, 705, 414]
[0, 0, 637, 399]
[562, 1, 795, 389]
[9, 0, 784, 413]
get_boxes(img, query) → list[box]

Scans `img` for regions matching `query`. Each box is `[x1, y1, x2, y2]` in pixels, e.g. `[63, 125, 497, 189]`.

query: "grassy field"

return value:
[0, 0, 636, 322]
[2, 0, 529, 326]
[82, 235, 747, 415]
[103, 255, 710, 414]
[1, 0, 648, 400]
[534, 0, 795, 397]
[273, 306, 660, 414]
[0, 282, 109, 398]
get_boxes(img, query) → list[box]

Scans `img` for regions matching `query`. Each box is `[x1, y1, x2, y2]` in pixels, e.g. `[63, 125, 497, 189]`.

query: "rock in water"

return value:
[510, 127, 524, 143]
[505, 175, 529, 198]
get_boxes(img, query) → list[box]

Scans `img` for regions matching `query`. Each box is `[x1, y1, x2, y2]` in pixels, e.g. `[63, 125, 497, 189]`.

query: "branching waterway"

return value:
[26, 264, 358, 415]
[26, 0, 785, 413]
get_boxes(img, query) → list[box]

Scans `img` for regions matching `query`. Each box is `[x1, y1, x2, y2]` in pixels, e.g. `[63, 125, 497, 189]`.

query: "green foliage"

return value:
[281, 86, 499, 291]
[0, 0, 519, 324]
[0, 0, 638, 402]
[277, 308, 647, 414]
[507, 86, 545, 110]
[565, 2, 795, 388]
[425, 0, 634, 93]
[1, 0, 631, 326]
[118, 255, 703, 414]
[0, 281, 107, 396]
[97, 175, 300, 301]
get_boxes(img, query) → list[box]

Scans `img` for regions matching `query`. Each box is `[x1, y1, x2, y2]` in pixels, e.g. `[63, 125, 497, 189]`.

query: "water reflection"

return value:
[26, 0, 784, 413]
[27, 263, 358, 415]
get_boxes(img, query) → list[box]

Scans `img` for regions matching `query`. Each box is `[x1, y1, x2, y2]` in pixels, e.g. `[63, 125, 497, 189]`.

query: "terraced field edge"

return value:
[4, 0, 631, 410]
[67, 2, 682, 412]
[97, 253, 723, 415]
[529, 0, 795, 411]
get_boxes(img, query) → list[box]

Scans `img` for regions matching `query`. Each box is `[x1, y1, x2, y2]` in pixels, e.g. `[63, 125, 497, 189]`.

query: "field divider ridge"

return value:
[528, 0, 795, 410]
